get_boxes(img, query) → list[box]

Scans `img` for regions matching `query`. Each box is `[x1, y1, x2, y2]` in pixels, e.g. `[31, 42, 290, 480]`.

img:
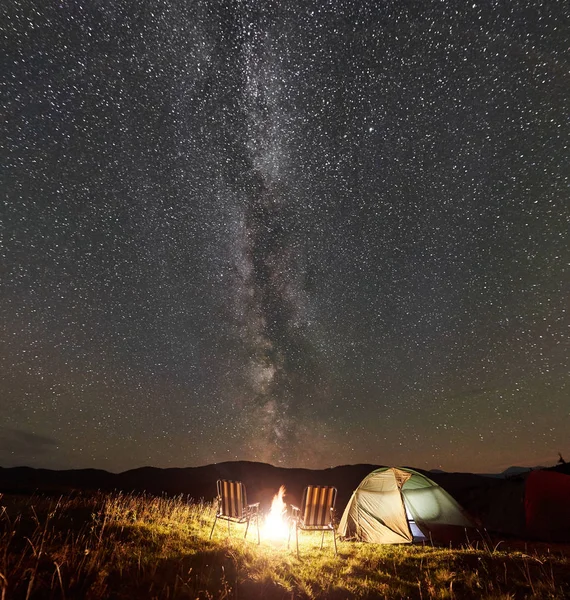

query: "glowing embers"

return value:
[262, 485, 289, 542]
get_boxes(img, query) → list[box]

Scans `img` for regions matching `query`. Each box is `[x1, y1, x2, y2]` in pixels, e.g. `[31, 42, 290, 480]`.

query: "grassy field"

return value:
[1, 491, 569, 599]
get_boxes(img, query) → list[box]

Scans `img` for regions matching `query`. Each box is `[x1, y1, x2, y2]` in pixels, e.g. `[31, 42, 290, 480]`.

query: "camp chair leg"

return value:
[320, 530, 325, 549]
[332, 529, 337, 556]
[256, 513, 260, 545]
[227, 518, 231, 537]
[209, 515, 218, 540]
[295, 524, 299, 558]
[244, 517, 250, 540]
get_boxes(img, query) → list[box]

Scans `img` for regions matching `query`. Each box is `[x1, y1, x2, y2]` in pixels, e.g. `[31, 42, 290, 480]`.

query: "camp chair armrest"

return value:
[247, 502, 260, 512]
[290, 505, 300, 522]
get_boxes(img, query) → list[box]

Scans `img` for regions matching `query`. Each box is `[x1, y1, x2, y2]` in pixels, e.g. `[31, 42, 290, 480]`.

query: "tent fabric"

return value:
[339, 468, 413, 543]
[476, 477, 526, 538]
[338, 467, 474, 544]
[525, 470, 570, 542]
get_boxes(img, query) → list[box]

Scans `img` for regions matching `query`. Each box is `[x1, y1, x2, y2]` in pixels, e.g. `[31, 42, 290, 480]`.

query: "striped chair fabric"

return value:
[218, 480, 246, 519]
[289, 485, 338, 556]
[300, 486, 337, 527]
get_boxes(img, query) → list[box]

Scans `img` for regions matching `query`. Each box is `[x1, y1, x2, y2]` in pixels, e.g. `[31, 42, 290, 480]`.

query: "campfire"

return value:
[262, 485, 290, 541]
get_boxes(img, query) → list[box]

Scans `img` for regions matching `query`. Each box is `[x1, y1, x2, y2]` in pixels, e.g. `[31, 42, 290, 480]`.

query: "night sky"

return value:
[2, 0, 568, 474]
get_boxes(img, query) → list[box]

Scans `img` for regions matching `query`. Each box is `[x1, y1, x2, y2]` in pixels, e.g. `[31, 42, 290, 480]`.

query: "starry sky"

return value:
[2, 0, 568, 474]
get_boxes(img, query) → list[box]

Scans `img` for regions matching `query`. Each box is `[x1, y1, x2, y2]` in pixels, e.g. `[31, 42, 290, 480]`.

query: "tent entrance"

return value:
[405, 502, 427, 542]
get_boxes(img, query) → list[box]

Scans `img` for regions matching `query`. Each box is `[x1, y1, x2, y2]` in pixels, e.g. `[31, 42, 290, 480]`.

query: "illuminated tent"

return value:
[338, 467, 475, 544]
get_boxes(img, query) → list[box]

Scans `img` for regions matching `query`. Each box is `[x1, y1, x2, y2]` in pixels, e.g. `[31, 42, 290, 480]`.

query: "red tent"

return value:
[525, 470, 570, 542]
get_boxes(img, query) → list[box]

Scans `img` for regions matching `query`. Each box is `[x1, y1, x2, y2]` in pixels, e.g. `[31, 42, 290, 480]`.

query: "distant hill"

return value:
[0, 461, 481, 515]
[0, 462, 382, 513]
[480, 465, 555, 479]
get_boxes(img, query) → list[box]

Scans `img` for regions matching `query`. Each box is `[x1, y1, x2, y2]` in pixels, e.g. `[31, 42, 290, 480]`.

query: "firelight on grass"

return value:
[262, 485, 289, 541]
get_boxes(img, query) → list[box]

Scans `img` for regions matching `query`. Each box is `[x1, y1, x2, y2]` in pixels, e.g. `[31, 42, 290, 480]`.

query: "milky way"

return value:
[2, 0, 568, 472]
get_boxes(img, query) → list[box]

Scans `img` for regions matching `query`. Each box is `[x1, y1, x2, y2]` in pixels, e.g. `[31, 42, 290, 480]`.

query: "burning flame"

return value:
[263, 485, 289, 541]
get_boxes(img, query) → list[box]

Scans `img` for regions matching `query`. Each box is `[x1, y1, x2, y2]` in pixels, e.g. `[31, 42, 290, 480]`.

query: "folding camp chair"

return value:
[289, 485, 337, 557]
[209, 479, 260, 543]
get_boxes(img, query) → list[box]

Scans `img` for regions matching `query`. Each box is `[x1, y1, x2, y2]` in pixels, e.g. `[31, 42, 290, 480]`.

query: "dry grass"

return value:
[1, 491, 569, 599]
